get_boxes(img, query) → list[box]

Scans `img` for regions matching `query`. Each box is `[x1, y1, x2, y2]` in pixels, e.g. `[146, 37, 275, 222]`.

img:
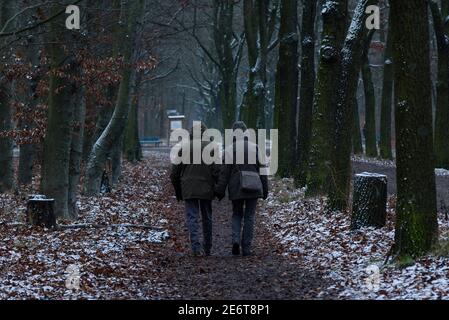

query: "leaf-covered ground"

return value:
[0, 152, 330, 299]
[262, 178, 449, 299]
[0, 152, 174, 299]
[2, 152, 448, 299]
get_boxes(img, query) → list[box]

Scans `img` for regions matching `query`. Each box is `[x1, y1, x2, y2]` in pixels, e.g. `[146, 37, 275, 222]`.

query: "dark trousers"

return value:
[232, 199, 257, 254]
[185, 199, 213, 254]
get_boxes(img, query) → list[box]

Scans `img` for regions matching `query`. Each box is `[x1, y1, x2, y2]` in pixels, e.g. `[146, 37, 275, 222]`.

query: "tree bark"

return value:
[241, 0, 277, 129]
[84, 0, 144, 196]
[26, 195, 57, 229]
[274, 0, 299, 178]
[306, 0, 348, 194]
[123, 83, 142, 163]
[213, 1, 241, 130]
[362, 31, 377, 158]
[353, 91, 363, 154]
[431, 0, 449, 169]
[68, 86, 86, 219]
[40, 2, 79, 218]
[391, 0, 438, 259]
[0, 0, 14, 193]
[295, 0, 317, 187]
[379, 7, 393, 160]
[17, 7, 40, 186]
[328, 0, 377, 211]
[351, 172, 387, 229]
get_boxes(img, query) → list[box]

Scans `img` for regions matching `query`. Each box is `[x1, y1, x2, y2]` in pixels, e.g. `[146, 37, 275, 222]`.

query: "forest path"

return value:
[152, 153, 332, 300]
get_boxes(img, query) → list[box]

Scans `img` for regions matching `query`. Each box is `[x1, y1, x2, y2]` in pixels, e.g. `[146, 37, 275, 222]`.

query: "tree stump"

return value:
[351, 172, 387, 229]
[26, 195, 57, 229]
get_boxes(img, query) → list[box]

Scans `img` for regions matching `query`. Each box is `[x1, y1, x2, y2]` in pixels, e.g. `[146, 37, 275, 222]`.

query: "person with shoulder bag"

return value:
[215, 121, 269, 256]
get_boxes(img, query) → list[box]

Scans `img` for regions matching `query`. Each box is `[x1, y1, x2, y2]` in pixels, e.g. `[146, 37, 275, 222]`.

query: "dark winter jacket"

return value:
[170, 125, 220, 201]
[215, 122, 269, 201]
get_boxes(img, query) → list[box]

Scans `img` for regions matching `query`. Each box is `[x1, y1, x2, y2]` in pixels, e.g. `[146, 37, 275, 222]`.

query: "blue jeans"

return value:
[185, 199, 213, 254]
[232, 199, 257, 254]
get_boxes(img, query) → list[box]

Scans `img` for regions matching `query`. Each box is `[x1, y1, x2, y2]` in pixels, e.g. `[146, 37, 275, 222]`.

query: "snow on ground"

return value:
[351, 155, 396, 168]
[260, 178, 449, 300]
[352, 155, 449, 177]
[0, 152, 173, 299]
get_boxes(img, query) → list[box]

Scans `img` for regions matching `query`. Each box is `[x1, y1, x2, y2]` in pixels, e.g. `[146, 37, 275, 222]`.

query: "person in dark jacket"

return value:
[215, 121, 269, 256]
[170, 122, 220, 256]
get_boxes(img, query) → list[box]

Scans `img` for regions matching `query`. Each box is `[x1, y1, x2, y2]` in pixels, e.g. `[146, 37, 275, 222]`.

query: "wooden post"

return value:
[351, 172, 387, 229]
[26, 195, 57, 229]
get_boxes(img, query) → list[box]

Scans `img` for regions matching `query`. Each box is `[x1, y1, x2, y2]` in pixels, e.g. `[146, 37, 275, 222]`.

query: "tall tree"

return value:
[68, 86, 86, 219]
[17, 2, 40, 186]
[379, 6, 393, 160]
[362, 30, 377, 158]
[274, 0, 299, 177]
[295, 0, 317, 187]
[352, 91, 363, 154]
[306, 0, 348, 194]
[214, 0, 244, 129]
[391, 0, 438, 259]
[84, 0, 145, 195]
[41, 1, 80, 218]
[328, 0, 378, 211]
[0, 0, 14, 193]
[123, 73, 143, 163]
[240, 0, 278, 129]
[431, 0, 449, 169]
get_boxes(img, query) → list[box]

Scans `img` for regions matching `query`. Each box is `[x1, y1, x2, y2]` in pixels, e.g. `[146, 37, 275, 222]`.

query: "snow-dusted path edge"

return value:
[260, 178, 449, 300]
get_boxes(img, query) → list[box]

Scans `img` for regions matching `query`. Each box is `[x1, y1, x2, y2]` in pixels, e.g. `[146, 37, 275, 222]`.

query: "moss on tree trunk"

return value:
[391, 0, 438, 259]
[306, 0, 348, 194]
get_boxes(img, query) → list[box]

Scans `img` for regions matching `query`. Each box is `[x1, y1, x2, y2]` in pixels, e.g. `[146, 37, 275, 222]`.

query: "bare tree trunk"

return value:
[241, 0, 277, 129]
[362, 31, 377, 158]
[295, 0, 317, 186]
[18, 6, 40, 186]
[213, 1, 241, 129]
[40, 2, 79, 218]
[0, 0, 14, 193]
[84, 0, 144, 196]
[123, 76, 143, 163]
[328, 0, 377, 211]
[431, 0, 449, 169]
[391, 0, 438, 260]
[0, 86, 13, 193]
[379, 6, 393, 160]
[306, 0, 348, 195]
[68, 86, 86, 219]
[274, 0, 299, 178]
[352, 91, 363, 154]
